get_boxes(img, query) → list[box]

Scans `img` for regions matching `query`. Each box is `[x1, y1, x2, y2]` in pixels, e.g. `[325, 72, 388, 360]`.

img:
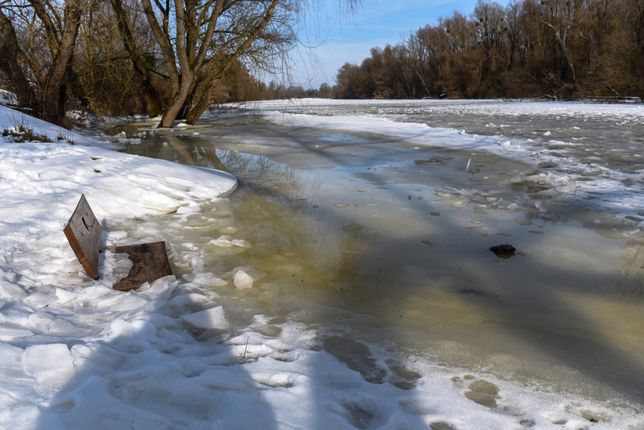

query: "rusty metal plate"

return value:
[113, 241, 172, 292]
[63, 194, 101, 279]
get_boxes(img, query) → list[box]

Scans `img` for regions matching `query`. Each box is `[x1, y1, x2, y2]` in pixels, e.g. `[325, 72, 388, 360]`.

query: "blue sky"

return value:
[282, 0, 509, 89]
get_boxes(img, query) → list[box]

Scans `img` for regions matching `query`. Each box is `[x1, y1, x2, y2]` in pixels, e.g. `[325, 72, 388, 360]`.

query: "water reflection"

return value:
[120, 122, 644, 405]
[619, 242, 644, 299]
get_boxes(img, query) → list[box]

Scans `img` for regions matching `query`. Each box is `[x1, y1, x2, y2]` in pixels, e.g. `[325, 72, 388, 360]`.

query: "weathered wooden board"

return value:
[113, 241, 172, 292]
[63, 194, 101, 279]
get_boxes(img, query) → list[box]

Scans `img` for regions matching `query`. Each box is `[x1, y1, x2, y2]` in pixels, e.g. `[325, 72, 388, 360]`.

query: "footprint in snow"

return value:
[452, 375, 500, 409]
[430, 421, 458, 430]
[385, 358, 421, 390]
[340, 400, 386, 430]
[323, 336, 386, 384]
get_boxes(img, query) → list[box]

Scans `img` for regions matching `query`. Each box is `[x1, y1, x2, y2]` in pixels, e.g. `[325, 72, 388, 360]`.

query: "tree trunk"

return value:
[185, 85, 213, 124]
[35, 0, 83, 125]
[159, 72, 193, 127]
[110, 0, 163, 117]
[142, 80, 162, 117]
[0, 11, 36, 108]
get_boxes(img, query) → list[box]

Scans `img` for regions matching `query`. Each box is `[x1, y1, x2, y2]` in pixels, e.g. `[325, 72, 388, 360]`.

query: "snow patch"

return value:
[22, 344, 74, 392]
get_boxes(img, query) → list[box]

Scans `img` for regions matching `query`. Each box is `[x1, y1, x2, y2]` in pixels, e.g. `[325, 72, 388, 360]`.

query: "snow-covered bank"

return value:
[1, 104, 643, 429]
[0, 89, 17, 106]
[0, 106, 240, 427]
[239, 99, 644, 217]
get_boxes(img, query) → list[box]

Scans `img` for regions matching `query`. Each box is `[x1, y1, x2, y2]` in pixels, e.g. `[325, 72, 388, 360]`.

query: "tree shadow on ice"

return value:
[199, 147, 433, 428]
[34, 219, 278, 429]
[135, 137, 434, 428]
[122, 127, 644, 426]
[219, 130, 644, 409]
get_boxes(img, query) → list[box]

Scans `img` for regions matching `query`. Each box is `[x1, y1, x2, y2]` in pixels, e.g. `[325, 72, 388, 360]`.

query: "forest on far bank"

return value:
[331, 0, 643, 100]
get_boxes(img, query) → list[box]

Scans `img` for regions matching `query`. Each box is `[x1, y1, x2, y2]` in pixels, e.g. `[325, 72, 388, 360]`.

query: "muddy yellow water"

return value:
[118, 114, 644, 405]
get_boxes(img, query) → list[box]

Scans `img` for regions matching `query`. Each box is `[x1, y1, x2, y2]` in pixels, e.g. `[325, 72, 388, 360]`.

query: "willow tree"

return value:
[111, 0, 296, 128]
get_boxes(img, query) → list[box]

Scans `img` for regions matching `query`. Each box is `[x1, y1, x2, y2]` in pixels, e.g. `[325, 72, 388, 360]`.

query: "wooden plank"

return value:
[113, 241, 172, 292]
[63, 194, 101, 279]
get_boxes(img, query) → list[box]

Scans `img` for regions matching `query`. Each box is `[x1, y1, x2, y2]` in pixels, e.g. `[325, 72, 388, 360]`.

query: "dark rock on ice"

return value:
[489, 244, 516, 259]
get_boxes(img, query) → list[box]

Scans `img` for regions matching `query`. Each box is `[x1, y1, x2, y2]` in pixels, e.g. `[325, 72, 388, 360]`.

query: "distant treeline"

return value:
[332, 0, 644, 99]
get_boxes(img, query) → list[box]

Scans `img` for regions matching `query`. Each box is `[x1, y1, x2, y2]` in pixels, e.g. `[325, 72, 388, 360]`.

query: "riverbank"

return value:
[0, 103, 642, 429]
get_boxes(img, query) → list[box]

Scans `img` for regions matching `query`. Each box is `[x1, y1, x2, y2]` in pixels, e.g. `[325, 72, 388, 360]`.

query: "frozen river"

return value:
[121, 99, 644, 428]
[252, 99, 644, 173]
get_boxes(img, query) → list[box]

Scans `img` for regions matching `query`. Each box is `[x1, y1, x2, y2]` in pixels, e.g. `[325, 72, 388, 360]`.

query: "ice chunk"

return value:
[251, 372, 296, 388]
[209, 236, 251, 248]
[182, 306, 229, 330]
[55, 288, 76, 303]
[191, 272, 228, 287]
[0, 343, 25, 379]
[22, 344, 74, 392]
[194, 368, 251, 391]
[233, 268, 254, 289]
[0, 327, 33, 341]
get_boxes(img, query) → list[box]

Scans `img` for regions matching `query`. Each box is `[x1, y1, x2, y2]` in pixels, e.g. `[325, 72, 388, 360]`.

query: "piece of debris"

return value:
[489, 244, 516, 259]
[63, 194, 101, 279]
[113, 241, 172, 291]
[64, 195, 172, 290]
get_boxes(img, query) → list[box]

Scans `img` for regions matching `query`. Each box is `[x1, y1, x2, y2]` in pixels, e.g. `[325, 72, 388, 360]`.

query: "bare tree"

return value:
[538, 0, 580, 86]
[0, 0, 86, 125]
[109, 0, 163, 116]
[110, 0, 296, 127]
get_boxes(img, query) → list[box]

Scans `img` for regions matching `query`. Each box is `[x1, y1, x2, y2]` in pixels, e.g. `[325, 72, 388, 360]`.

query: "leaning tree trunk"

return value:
[185, 81, 215, 125]
[183, 0, 281, 125]
[34, 0, 83, 125]
[159, 71, 194, 127]
[110, 0, 163, 118]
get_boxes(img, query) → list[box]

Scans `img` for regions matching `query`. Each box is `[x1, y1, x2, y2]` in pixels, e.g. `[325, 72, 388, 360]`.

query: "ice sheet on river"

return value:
[241, 99, 643, 218]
